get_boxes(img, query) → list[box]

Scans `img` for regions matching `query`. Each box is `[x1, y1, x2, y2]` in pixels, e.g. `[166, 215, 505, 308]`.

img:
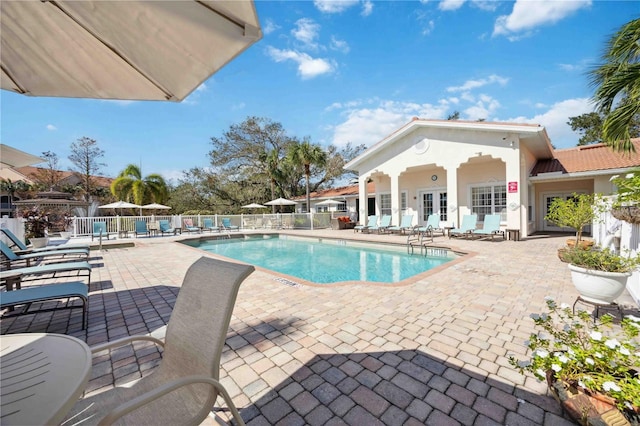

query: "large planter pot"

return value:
[568, 264, 631, 304]
[29, 237, 49, 248]
[611, 205, 640, 224]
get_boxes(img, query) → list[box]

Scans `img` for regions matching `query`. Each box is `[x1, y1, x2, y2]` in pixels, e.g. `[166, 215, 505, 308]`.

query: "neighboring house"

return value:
[340, 118, 640, 238]
[292, 182, 376, 222]
[15, 165, 114, 191]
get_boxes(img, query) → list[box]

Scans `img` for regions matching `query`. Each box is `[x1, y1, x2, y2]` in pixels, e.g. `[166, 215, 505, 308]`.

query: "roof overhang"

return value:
[529, 167, 634, 183]
[0, 144, 44, 168]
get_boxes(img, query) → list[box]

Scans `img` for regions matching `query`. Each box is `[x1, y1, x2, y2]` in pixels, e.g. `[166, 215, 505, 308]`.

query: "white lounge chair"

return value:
[449, 214, 478, 239]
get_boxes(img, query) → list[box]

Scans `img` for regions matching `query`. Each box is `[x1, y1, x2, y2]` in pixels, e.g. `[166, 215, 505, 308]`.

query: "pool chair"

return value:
[202, 218, 220, 233]
[1, 228, 90, 253]
[415, 214, 445, 238]
[449, 214, 478, 239]
[65, 257, 255, 426]
[354, 215, 377, 233]
[158, 220, 179, 236]
[469, 214, 504, 241]
[221, 218, 239, 231]
[134, 220, 149, 238]
[366, 215, 392, 234]
[91, 222, 112, 241]
[387, 214, 414, 234]
[1, 240, 89, 267]
[183, 219, 201, 233]
[1, 260, 92, 288]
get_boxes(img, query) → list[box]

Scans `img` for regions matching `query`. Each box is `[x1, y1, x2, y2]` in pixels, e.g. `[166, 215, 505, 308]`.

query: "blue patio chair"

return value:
[1, 228, 89, 253]
[449, 214, 478, 239]
[386, 214, 414, 234]
[1, 240, 88, 267]
[367, 215, 392, 233]
[203, 218, 220, 233]
[92, 222, 111, 241]
[416, 214, 445, 237]
[221, 218, 239, 231]
[158, 220, 178, 236]
[354, 215, 377, 233]
[134, 220, 149, 238]
[469, 214, 504, 240]
[0, 259, 92, 287]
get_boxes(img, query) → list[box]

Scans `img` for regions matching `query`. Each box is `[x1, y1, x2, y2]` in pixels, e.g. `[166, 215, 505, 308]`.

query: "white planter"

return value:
[29, 237, 50, 248]
[568, 264, 631, 304]
[59, 232, 72, 239]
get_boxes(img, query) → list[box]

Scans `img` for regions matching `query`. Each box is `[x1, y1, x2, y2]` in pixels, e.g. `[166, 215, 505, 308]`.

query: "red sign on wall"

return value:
[508, 181, 518, 193]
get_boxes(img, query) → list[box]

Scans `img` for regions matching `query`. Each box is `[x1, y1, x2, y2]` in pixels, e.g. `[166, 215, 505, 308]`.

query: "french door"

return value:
[418, 190, 447, 225]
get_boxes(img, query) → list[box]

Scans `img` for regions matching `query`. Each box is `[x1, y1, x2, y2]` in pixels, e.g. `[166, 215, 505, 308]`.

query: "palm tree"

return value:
[110, 164, 168, 206]
[260, 149, 284, 213]
[0, 179, 31, 217]
[589, 18, 640, 153]
[287, 139, 327, 213]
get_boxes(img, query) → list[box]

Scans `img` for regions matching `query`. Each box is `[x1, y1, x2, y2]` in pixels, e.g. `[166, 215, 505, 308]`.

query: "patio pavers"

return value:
[1, 231, 638, 425]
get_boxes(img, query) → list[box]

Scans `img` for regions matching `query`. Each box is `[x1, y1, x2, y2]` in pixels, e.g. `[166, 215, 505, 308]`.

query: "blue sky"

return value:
[1, 0, 637, 183]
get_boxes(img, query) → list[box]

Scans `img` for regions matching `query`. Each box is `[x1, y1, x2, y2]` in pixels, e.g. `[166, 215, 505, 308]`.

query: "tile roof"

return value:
[292, 182, 375, 201]
[15, 166, 114, 188]
[531, 139, 640, 176]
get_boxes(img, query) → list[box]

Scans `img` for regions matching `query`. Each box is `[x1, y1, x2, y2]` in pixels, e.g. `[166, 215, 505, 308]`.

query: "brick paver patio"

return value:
[2, 230, 638, 425]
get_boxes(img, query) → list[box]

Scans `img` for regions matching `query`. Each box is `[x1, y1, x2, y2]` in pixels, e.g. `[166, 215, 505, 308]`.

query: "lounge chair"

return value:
[158, 220, 179, 236]
[0, 282, 88, 329]
[1, 241, 88, 267]
[91, 222, 112, 241]
[183, 218, 201, 233]
[354, 215, 378, 233]
[202, 218, 220, 233]
[415, 214, 445, 237]
[449, 214, 478, 239]
[367, 215, 392, 233]
[469, 214, 504, 240]
[387, 214, 414, 234]
[1, 260, 92, 288]
[134, 220, 149, 238]
[1, 228, 89, 253]
[64, 257, 255, 426]
[221, 217, 239, 231]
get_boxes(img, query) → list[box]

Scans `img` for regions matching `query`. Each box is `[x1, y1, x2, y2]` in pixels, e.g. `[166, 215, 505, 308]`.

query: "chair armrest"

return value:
[97, 375, 245, 426]
[91, 333, 165, 354]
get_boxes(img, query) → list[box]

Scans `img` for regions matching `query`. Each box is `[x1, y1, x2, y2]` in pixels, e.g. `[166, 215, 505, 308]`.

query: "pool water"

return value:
[183, 235, 456, 284]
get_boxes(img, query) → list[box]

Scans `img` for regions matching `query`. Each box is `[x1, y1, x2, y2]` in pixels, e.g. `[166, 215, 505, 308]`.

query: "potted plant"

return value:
[510, 299, 640, 425]
[20, 206, 51, 248]
[610, 171, 640, 224]
[561, 248, 639, 304]
[545, 193, 604, 249]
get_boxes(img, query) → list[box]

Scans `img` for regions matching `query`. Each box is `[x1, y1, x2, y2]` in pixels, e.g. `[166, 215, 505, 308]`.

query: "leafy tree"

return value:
[589, 18, 640, 152]
[447, 111, 460, 120]
[110, 164, 168, 205]
[32, 151, 62, 191]
[0, 179, 32, 217]
[567, 110, 640, 146]
[287, 139, 327, 212]
[68, 137, 106, 201]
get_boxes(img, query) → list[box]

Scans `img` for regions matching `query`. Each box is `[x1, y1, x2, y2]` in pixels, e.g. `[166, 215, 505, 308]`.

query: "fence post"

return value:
[310, 212, 314, 230]
[72, 217, 77, 237]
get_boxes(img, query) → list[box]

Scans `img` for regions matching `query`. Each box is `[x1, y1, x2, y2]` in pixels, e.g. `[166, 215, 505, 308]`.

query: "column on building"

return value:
[446, 167, 459, 228]
[390, 174, 400, 226]
[358, 176, 368, 223]
[504, 148, 522, 234]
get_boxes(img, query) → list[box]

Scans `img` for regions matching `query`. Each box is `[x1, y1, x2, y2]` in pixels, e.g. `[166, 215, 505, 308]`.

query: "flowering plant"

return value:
[509, 299, 640, 418]
[20, 206, 50, 239]
[337, 216, 352, 223]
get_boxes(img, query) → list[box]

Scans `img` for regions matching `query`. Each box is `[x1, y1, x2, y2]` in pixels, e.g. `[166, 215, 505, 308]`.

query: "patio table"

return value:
[1, 333, 91, 425]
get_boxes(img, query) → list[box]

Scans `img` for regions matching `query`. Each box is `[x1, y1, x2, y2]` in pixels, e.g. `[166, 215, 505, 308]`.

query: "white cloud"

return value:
[503, 98, 593, 148]
[263, 19, 280, 35]
[446, 74, 509, 92]
[159, 169, 186, 184]
[463, 94, 500, 120]
[231, 102, 246, 111]
[422, 19, 435, 36]
[292, 18, 320, 49]
[330, 36, 350, 53]
[182, 83, 207, 105]
[329, 99, 450, 148]
[439, 0, 466, 11]
[314, 0, 359, 14]
[493, 0, 591, 39]
[46, 124, 57, 131]
[361, 0, 373, 16]
[471, 0, 498, 12]
[266, 46, 336, 79]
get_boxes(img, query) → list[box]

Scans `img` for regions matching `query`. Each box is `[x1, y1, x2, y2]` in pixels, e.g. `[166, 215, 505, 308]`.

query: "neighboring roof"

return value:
[292, 182, 375, 201]
[531, 139, 640, 176]
[15, 166, 113, 188]
[345, 118, 553, 170]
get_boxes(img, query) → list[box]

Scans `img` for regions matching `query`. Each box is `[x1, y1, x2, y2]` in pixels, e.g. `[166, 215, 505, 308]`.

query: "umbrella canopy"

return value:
[265, 198, 297, 206]
[0, 144, 44, 168]
[315, 199, 342, 206]
[141, 203, 171, 210]
[242, 203, 267, 209]
[1, 1, 262, 101]
[99, 201, 141, 209]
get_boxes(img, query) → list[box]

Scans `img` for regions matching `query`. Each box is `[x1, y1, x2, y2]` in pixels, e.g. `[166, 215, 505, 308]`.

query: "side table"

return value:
[506, 228, 520, 241]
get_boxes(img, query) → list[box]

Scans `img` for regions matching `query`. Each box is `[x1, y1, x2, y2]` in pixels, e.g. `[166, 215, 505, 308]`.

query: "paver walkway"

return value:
[2, 231, 638, 425]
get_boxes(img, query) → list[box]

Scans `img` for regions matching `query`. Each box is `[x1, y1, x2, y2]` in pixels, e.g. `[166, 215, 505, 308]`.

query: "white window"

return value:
[471, 184, 506, 221]
[401, 191, 408, 214]
[337, 201, 347, 212]
[380, 193, 392, 216]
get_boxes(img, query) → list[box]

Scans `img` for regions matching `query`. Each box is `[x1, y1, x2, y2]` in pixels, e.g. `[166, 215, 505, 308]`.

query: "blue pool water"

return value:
[183, 235, 456, 284]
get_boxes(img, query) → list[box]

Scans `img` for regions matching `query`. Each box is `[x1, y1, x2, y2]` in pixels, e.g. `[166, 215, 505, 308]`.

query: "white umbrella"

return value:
[242, 203, 267, 209]
[1, 1, 262, 101]
[315, 199, 342, 206]
[264, 198, 297, 206]
[99, 201, 141, 209]
[142, 203, 171, 210]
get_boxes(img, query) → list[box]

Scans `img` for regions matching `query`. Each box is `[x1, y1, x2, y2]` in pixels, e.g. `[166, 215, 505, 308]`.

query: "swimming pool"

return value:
[182, 235, 457, 285]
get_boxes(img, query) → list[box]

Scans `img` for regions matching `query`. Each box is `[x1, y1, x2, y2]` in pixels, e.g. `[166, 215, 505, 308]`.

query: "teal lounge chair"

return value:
[203, 218, 220, 233]
[367, 215, 392, 233]
[387, 214, 414, 234]
[134, 220, 149, 238]
[183, 219, 201, 233]
[92, 222, 111, 241]
[1, 260, 92, 287]
[469, 214, 504, 240]
[1, 241, 88, 267]
[158, 220, 179, 236]
[416, 214, 445, 237]
[354, 215, 377, 233]
[449, 214, 478, 239]
[221, 218, 239, 231]
[1, 228, 89, 253]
